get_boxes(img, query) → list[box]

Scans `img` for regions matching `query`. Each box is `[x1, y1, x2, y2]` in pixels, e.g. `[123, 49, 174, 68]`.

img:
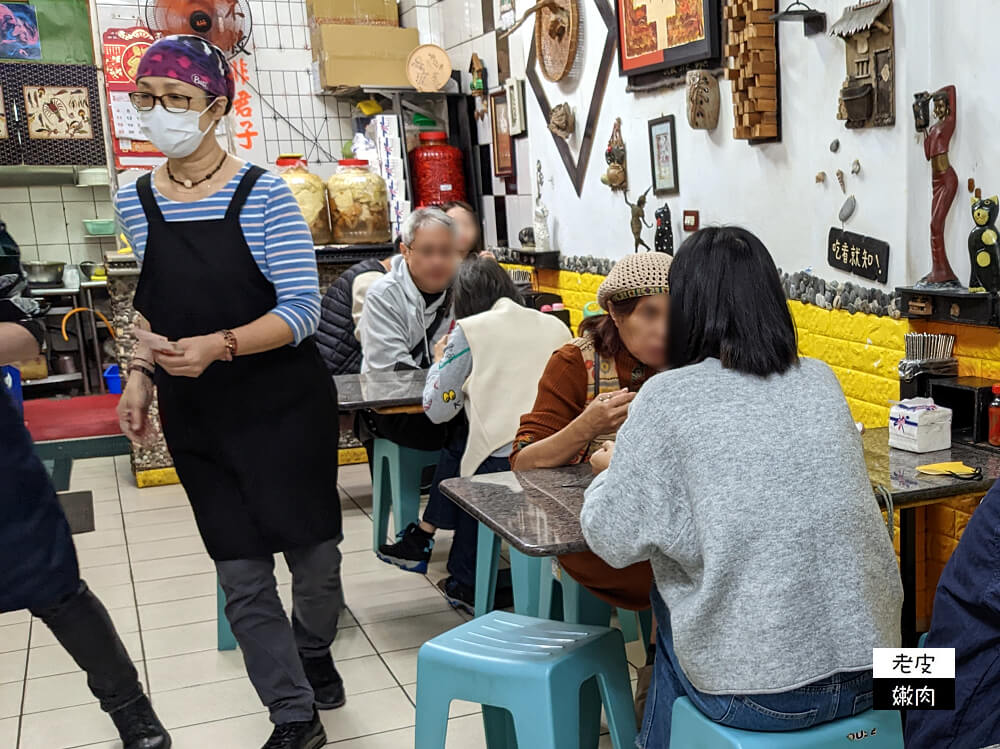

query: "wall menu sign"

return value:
[828, 227, 890, 284]
[102, 26, 164, 169]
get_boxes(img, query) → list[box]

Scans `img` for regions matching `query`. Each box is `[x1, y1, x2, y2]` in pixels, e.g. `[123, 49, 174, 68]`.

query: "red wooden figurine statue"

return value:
[914, 85, 961, 287]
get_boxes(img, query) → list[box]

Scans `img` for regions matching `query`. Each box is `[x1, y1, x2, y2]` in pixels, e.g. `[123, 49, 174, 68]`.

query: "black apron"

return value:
[132, 166, 341, 560]
[0, 385, 79, 612]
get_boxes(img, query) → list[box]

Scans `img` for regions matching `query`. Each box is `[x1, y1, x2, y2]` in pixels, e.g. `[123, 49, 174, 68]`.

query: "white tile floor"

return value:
[2, 458, 640, 748]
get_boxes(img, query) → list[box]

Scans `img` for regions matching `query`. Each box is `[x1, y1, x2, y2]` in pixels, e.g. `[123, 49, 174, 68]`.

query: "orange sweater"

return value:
[510, 343, 652, 468]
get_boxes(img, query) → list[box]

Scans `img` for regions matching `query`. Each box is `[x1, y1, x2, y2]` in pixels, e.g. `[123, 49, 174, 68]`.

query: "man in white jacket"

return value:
[358, 207, 459, 450]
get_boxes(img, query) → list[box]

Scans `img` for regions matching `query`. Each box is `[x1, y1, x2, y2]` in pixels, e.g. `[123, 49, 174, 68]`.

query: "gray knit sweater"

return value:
[581, 356, 902, 695]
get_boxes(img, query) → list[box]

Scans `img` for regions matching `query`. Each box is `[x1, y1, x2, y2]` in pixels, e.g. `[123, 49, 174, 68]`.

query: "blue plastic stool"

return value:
[415, 611, 637, 749]
[539, 558, 653, 644]
[670, 698, 904, 748]
[474, 522, 543, 617]
[217, 579, 236, 651]
[371, 438, 439, 557]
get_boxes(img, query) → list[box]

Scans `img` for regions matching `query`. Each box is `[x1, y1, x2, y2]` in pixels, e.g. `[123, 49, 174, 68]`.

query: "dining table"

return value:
[439, 428, 1000, 646]
[334, 368, 427, 414]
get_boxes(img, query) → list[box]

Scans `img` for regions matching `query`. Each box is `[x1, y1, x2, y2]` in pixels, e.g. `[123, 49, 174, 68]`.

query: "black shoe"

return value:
[301, 653, 346, 710]
[109, 695, 171, 749]
[377, 523, 434, 573]
[437, 575, 514, 615]
[261, 710, 327, 749]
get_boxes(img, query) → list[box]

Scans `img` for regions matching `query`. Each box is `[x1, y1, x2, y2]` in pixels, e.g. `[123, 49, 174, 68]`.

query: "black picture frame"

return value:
[617, 0, 721, 78]
[648, 114, 679, 196]
[526, 0, 618, 197]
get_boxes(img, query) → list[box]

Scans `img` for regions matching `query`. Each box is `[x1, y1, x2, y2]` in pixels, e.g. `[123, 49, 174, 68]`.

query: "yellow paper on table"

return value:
[916, 461, 978, 477]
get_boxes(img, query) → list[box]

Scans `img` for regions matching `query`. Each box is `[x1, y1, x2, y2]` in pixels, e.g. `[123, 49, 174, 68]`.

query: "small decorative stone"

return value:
[830, 139, 840, 153]
[839, 196, 857, 223]
[851, 159, 861, 175]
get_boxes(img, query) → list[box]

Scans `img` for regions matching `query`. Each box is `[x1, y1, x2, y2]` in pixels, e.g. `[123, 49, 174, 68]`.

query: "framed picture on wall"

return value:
[617, 0, 721, 77]
[648, 115, 679, 195]
[491, 90, 514, 177]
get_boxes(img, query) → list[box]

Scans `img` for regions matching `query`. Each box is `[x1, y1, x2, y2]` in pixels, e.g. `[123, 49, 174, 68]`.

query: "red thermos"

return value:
[411, 132, 466, 207]
[990, 384, 1000, 446]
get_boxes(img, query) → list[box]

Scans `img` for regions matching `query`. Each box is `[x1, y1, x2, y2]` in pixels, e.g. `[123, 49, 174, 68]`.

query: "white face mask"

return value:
[138, 99, 219, 159]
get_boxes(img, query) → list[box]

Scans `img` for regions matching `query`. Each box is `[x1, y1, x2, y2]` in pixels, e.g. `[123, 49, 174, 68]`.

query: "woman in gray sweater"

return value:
[581, 227, 902, 746]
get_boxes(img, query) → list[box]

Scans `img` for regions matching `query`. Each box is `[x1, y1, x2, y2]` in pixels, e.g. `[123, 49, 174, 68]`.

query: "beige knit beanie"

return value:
[597, 252, 673, 309]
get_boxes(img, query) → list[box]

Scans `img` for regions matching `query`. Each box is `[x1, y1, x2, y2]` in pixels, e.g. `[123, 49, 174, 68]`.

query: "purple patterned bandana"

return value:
[136, 35, 235, 112]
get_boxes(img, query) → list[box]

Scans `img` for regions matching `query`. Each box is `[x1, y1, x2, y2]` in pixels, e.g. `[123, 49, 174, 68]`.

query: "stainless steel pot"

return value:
[23, 260, 65, 285]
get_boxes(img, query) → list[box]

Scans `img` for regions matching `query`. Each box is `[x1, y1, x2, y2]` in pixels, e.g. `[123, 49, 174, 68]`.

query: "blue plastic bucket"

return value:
[103, 364, 122, 394]
[2, 365, 23, 414]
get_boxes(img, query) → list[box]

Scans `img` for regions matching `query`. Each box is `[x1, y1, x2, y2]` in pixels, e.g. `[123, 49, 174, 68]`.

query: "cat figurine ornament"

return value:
[969, 195, 1000, 292]
[654, 204, 674, 255]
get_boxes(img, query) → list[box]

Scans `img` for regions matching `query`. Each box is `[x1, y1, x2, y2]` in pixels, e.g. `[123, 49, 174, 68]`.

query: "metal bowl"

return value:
[79, 261, 106, 280]
[22, 260, 65, 285]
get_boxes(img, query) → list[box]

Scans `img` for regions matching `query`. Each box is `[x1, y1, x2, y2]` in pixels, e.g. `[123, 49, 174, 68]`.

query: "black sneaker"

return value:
[436, 575, 514, 615]
[261, 710, 327, 749]
[301, 653, 346, 710]
[377, 523, 434, 573]
[109, 695, 171, 749]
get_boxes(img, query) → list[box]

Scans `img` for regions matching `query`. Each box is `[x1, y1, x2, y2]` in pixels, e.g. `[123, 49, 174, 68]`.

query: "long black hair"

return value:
[452, 256, 523, 319]
[668, 226, 798, 377]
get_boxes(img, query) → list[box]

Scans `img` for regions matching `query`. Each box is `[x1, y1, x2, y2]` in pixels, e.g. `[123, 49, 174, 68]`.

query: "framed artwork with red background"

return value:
[617, 0, 720, 77]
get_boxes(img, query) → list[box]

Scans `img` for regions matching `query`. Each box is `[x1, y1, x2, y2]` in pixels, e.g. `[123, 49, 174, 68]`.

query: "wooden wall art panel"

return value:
[723, 0, 781, 143]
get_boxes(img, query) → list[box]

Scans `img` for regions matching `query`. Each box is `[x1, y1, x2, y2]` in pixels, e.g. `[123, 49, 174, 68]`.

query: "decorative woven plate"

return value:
[406, 45, 452, 92]
[535, 0, 579, 82]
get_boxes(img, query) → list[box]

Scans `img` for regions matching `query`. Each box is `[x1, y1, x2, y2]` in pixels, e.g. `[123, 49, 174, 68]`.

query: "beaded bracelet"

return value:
[220, 329, 238, 361]
[128, 362, 155, 380]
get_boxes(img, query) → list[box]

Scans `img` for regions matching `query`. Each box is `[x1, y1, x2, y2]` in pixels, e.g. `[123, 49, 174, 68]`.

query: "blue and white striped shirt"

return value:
[114, 162, 321, 344]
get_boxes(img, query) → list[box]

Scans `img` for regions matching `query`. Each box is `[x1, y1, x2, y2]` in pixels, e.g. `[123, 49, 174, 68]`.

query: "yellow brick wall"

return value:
[506, 264, 994, 625]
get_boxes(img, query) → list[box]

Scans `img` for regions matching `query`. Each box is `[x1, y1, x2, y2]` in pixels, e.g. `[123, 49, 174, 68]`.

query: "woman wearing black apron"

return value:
[1, 310, 169, 748]
[115, 36, 342, 749]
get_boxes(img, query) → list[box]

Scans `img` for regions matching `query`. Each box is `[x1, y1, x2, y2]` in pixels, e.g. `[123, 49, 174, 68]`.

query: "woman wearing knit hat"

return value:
[510, 251, 672, 717]
[581, 228, 901, 746]
[115, 35, 343, 749]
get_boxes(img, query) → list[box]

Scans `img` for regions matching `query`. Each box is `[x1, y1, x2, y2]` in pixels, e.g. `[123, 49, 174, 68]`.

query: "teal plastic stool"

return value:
[918, 632, 928, 648]
[670, 698, 904, 748]
[371, 438, 439, 557]
[415, 611, 637, 749]
[217, 579, 236, 651]
[474, 522, 543, 617]
[539, 558, 653, 644]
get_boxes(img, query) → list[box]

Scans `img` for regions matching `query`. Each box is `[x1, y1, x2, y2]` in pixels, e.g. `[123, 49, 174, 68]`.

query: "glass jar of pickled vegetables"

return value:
[326, 160, 391, 244]
[276, 154, 333, 246]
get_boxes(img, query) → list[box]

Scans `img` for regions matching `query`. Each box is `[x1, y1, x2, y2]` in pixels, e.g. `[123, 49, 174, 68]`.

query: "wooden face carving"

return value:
[686, 70, 720, 131]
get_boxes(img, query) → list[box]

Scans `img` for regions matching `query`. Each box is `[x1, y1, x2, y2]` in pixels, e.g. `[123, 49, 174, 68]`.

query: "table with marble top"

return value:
[440, 427, 1000, 644]
[334, 369, 428, 413]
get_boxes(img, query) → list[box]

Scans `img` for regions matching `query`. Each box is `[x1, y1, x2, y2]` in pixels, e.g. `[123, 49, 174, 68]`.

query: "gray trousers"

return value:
[216, 536, 344, 724]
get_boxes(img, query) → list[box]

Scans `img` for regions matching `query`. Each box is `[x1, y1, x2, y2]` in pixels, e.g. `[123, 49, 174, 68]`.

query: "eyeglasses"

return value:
[406, 244, 460, 260]
[129, 91, 213, 114]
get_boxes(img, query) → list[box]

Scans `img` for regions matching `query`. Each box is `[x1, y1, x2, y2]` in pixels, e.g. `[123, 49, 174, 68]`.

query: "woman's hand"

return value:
[118, 373, 155, 445]
[576, 388, 635, 438]
[589, 440, 615, 474]
[156, 334, 226, 378]
[433, 335, 449, 364]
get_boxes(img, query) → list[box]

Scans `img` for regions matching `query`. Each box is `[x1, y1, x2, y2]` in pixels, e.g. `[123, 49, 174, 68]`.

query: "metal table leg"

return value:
[73, 291, 91, 394]
[899, 506, 918, 646]
[84, 287, 105, 394]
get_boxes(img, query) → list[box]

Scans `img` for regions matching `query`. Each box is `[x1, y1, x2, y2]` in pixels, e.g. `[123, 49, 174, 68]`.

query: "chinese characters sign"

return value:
[828, 228, 889, 284]
[873, 647, 955, 711]
[231, 56, 259, 153]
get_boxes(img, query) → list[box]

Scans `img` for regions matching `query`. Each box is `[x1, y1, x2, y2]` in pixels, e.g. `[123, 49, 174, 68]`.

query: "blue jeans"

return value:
[638, 588, 874, 747]
[422, 419, 510, 588]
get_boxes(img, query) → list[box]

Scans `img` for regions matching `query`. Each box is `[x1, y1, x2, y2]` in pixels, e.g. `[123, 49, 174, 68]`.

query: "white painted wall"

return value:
[507, 0, 1000, 288]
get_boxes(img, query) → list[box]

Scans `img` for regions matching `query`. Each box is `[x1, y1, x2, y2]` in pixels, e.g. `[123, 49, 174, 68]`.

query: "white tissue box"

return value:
[888, 398, 952, 453]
